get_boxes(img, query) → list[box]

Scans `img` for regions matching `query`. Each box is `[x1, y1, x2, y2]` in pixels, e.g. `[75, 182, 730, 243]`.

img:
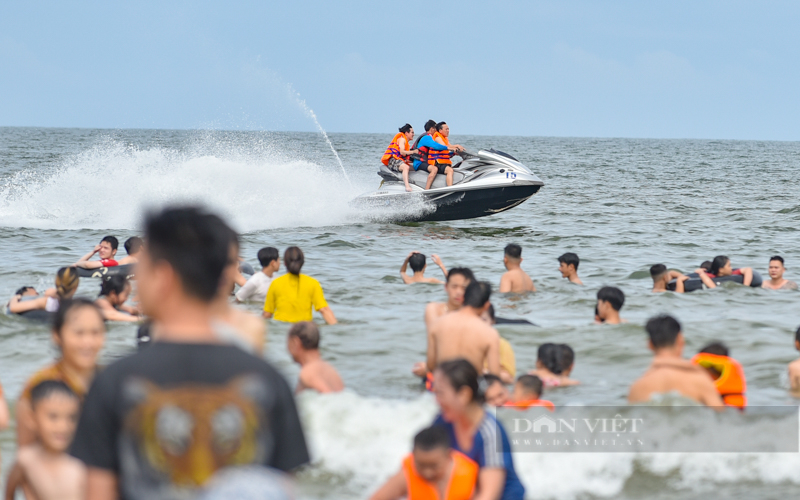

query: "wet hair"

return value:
[710, 256, 730, 276]
[483, 373, 504, 387]
[257, 247, 279, 268]
[409, 253, 426, 273]
[645, 314, 682, 349]
[597, 286, 625, 311]
[699, 341, 729, 357]
[435, 121, 447, 132]
[446, 267, 474, 284]
[699, 261, 712, 272]
[537, 343, 563, 375]
[424, 120, 437, 132]
[399, 123, 412, 134]
[649, 264, 667, 280]
[436, 359, 483, 404]
[145, 206, 234, 302]
[413, 425, 451, 452]
[288, 321, 320, 350]
[516, 374, 543, 398]
[29, 380, 78, 409]
[770, 255, 785, 266]
[559, 344, 575, 372]
[504, 244, 522, 260]
[15, 286, 35, 296]
[557, 252, 579, 270]
[53, 298, 103, 334]
[55, 267, 80, 299]
[284, 246, 305, 275]
[101, 236, 119, 251]
[124, 236, 143, 255]
[463, 281, 491, 309]
[99, 275, 129, 297]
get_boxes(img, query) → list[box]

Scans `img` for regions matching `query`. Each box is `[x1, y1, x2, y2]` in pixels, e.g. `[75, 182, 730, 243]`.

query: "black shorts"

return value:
[434, 163, 452, 175]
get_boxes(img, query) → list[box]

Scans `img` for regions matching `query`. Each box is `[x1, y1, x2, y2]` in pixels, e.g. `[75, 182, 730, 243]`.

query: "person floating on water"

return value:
[369, 425, 479, 500]
[381, 124, 418, 192]
[507, 374, 554, 411]
[557, 252, 583, 285]
[7, 267, 79, 316]
[235, 246, 280, 303]
[650, 264, 689, 293]
[708, 255, 754, 286]
[73, 236, 120, 269]
[691, 341, 747, 409]
[763, 255, 798, 290]
[287, 322, 344, 394]
[412, 120, 464, 190]
[400, 251, 448, 284]
[595, 286, 626, 324]
[95, 275, 140, 322]
[499, 244, 536, 293]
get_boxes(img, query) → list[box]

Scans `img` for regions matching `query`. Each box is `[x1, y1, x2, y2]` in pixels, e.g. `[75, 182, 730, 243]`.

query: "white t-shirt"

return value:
[235, 271, 273, 303]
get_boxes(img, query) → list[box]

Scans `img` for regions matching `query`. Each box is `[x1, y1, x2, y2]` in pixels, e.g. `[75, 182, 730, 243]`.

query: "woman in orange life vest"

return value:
[691, 342, 747, 409]
[369, 425, 478, 500]
[428, 122, 464, 188]
[381, 124, 418, 192]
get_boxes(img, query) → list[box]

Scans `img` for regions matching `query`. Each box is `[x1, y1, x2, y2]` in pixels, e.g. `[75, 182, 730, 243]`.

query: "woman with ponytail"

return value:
[263, 246, 337, 324]
[8, 267, 79, 315]
[432, 359, 525, 500]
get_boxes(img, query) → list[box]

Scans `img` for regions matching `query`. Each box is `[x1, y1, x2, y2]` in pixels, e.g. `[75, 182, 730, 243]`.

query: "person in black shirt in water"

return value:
[70, 206, 309, 499]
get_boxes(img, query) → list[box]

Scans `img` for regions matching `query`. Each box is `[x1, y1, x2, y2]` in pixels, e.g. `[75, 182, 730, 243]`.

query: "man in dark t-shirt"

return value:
[70, 206, 309, 499]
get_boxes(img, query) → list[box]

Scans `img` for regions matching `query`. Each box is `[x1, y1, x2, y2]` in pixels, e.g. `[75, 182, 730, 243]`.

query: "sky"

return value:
[1, 1, 798, 140]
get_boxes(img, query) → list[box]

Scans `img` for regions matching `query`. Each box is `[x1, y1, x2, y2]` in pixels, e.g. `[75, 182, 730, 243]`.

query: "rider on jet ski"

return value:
[411, 120, 464, 190]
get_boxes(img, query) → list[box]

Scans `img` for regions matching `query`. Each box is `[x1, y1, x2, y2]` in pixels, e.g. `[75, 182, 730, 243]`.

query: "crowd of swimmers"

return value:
[0, 209, 799, 500]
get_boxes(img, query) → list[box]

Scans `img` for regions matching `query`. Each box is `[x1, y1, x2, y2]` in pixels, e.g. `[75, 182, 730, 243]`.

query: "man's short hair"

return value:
[597, 286, 624, 311]
[409, 253, 426, 273]
[435, 121, 447, 132]
[770, 255, 785, 265]
[144, 206, 234, 302]
[14, 286, 34, 296]
[257, 247, 279, 268]
[559, 344, 575, 372]
[649, 264, 667, 279]
[413, 425, 451, 452]
[124, 237, 143, 255]
[424, 120, 437, 132]
[557, 252, 579, 270]
[288, 321, 320, 350]
[29, 380, 78, 409]
[699, 261, 712, 272]
[101, 236, 119, 251]
[463, 281, 491, 309]
[516, 374, 543, 398]
[504, 244, 522, 260]
[483, 374, 504, 388]
[446, 267, 474, 284]
[645, 314, 682, 349]
[699, 341, 729, 357]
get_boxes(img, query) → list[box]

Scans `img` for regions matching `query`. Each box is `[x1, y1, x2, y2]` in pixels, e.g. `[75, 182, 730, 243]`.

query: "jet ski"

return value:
[352, 149, 544, 222]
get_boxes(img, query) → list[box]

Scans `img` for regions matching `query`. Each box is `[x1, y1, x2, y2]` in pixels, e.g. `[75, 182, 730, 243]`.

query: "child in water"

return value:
[509, 374, 554, 410]
[5, 381, 86, 500]
[528, 343, 580, 387]
[369, 425, 478, 500]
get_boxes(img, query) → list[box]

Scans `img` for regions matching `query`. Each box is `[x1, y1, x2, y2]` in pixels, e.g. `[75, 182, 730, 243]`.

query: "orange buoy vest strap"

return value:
[402, 450, 478, 500]
[428, 132, 452, 165]
[507, 399, 555, 411]
[691, 353, 747, 408]
[381, 133, 410, 166]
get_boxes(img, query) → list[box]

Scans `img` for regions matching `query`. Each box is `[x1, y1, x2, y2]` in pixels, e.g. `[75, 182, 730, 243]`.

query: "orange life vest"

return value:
[691, 353, 747, 408]
[505, 399, 555, 411]
[381, 133, 410, 166]
[402, 450, 478, 500]
[428, 132, 452, 165]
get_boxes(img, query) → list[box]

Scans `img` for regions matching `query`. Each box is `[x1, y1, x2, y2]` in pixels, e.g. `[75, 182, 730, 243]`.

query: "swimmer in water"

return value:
[596, 286, 626, 324]
[95, 276, 140, 322]
[628, 315, 724, 407]
[528, 343, 579, 387]
[499, 244, 536, 293]
[650, 264, 689, 293]
[7, 267, 79, 315]
[5, 381, 86, 500]
[559, 344, 576, 378]
[692, 341, 747, 408]
[369, 425, 478, 500]
[117, 236, 143, 266]
[235, 247, 280, 303]
[509, 374, 554, 410]
[763, 255, 798, 290]
[73, 236, 120, 269]
[709, 255, 754, 286]
[400, 251, 448, 285]
[483, 374, 510, 407]
[557, 252, 583, 285]
[788, 326, 800, 395]
[288, 322, 344, 394]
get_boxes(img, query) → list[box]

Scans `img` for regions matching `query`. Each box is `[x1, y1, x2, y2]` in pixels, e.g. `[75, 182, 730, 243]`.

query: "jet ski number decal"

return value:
[506, 172, 517, 179]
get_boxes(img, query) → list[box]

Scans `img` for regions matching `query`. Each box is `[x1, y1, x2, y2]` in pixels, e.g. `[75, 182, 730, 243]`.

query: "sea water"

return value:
[1, 127, 800, 498]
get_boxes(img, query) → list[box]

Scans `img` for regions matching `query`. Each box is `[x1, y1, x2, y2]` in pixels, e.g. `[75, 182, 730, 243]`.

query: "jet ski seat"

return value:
[378, 165, 466, 189]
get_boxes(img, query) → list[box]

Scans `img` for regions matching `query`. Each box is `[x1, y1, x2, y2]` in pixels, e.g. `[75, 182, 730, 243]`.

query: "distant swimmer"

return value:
[428, 122, 465, 188]
[236, 247, 280, 303]
[507, 374, 554, 411]
[709, 255, 754, 286]
[117, 236, 143, 266]
[369, 425, 478, 500]
[400, 251, 448, 285]
[381, 124, 418, 192]
[7, 267, 79, 315]
[483, 374, 510, 407]
[763, 255, 798, 290]
[499, 244, 536, 293]
[691, 342, 747, 409]
[95, 275, 140, 322]
[628, 315, 724, 407]
[596, 286, 626, 324]
[73, 236, 120, 269]
[287, 322, 344, 394]
[650, 264, 689, 293]
[426, 281, 501, 376]
[528, 343, 579, 387]
[557, 252, 583, 285]
[788, 326, 800, 395]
